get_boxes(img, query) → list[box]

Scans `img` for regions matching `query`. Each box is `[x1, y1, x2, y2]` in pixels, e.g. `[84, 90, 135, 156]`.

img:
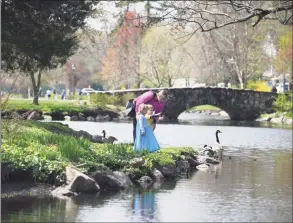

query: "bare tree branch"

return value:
[147, 1, 293, 33]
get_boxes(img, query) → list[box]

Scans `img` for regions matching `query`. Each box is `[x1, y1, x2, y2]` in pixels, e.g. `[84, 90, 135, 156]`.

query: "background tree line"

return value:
[1, 0, 292, 104]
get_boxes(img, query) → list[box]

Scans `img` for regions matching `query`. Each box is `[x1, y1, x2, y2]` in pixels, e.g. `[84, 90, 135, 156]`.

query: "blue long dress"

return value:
[134, 114, 160, 152]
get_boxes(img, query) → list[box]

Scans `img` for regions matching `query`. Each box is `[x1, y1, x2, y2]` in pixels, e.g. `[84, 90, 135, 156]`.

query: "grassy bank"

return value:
[189, 105, 221, 112]
[1, 121, 197, 185]
[3, 99, 88, 113]
[2, 98, 124, 114]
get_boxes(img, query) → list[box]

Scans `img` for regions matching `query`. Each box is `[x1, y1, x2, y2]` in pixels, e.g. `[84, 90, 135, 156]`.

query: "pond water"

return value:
[2, 113, 292, 222]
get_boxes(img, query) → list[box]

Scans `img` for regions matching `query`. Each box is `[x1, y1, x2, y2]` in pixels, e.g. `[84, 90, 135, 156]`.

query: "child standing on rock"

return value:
[134, 103, 160, 152]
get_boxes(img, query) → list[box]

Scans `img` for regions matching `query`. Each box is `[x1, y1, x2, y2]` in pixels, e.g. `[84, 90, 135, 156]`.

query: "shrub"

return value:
[90, 92, 136, 108]
[247, 80, 271, 92]
[273, 92, 293, 113]
[90, 93, 111, 109]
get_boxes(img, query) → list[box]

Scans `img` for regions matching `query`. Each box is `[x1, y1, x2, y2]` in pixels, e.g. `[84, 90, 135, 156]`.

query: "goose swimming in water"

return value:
[200, 130, 223, 158]
[213, 130, 223, 150]
[201, 145, 215, 157]
[101, 130, 118, 144]
[212, 130, 223, 159]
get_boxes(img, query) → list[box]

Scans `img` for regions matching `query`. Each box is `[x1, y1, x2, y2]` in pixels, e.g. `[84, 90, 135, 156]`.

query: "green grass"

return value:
[189, 105, 221, 112]
[2, 99, 88, 113]
[2, 99, 122, 113]
[1, 121, 198, 184]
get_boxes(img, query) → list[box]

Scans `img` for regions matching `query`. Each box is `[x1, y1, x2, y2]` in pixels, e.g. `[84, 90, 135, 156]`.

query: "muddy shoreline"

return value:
[1, 182, 53, 199]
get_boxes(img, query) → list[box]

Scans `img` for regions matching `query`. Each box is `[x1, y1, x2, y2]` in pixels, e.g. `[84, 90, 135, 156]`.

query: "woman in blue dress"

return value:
[134, 104, 160, 152]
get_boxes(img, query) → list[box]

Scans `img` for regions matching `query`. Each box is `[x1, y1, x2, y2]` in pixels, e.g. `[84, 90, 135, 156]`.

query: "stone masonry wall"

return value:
[95, 87, 277, 121]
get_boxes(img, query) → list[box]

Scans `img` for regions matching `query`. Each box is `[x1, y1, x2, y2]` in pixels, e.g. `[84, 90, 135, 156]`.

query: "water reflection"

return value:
[132, 191, 156, 221]
[178, 112, 292, 129]
[1, 119, 292, 222]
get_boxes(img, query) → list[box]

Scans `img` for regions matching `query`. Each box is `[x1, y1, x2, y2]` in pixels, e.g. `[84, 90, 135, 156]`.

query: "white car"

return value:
[80, 88, 96, 95]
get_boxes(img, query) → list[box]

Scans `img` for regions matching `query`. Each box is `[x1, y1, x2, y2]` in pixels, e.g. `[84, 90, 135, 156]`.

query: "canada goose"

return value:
[91, 134, 104, 143]
[101, 130, 118, 144]
[200, 130, 223, 159]
[213, 130, 223, 159]
[201, 145, 215, 157]
[214, 130, 223, 150]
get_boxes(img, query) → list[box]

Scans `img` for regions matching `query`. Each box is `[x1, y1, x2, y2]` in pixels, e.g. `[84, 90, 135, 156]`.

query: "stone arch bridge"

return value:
[94, 87, 277, 121]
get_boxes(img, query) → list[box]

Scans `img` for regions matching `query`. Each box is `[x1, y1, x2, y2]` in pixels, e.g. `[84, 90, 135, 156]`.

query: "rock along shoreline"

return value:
[51, 150, 213, 199]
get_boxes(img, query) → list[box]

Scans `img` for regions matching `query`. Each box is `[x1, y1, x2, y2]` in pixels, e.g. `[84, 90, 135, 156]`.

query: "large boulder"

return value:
[20, 111, 31, 119]
[90, 167, 133, 190]
[103, 115, 111, 121]
[86, 116, 95, 122]
[137, 176, 153, 188]
[78, 113, 86, 121]
[176, 160, 190, 174]
[95, 115, 104, 121]
[130, 157, 145, 168]
[151, 169, 164, 181]
[66, 167, 100, 193]
[285, 118, 293, 125]
[184, 155, 200, 167]
[271, 117, 283, 124]
[74, 130, 92, 141]
[64, 115, 71, 121]
[11, 111, 21, 119]
[113, 171, 134, 188]
[71, 115, 78, 121]
[156, 164, 177, 179]
[69, 175, 100, 193]
[27, 111, 41, 120]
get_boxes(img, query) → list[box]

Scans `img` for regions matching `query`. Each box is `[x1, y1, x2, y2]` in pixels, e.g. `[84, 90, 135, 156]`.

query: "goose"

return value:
[212, 130, 223, 159]
[213, 130, 223, 151]
[201, 145, 215, 157]
[101, 130, 118, 144]
[91, 134, 104, 143]
[201, 130, 223, 158]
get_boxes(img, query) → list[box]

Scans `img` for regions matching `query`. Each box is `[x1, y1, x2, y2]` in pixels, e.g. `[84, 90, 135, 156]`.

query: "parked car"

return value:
[80, 88, 96, 95]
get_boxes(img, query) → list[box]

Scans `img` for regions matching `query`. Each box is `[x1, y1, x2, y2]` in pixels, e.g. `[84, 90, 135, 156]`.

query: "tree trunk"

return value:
[238, 73, 247, 89]
[30, 69, 42, 105]
[168, 77, 173, 87]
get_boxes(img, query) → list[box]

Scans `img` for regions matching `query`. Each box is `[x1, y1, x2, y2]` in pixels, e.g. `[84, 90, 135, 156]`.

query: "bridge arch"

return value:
[178, 104, 230, 119]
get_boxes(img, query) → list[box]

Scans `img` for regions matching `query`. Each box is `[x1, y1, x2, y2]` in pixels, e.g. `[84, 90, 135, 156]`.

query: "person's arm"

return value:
[135, 91, 154, 113]
[150, 113, 161, 118]
[153, 104, 164, 122]
[138, 115, 145, 135]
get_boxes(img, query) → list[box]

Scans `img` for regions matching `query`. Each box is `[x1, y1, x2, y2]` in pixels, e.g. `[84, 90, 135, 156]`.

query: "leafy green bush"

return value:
[1, 141, 67, 182]
[117, 93, 136, 106]
[273, 92, 293, 113]
[90, 93, 136, 108]
[90, 93, 111, 109]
